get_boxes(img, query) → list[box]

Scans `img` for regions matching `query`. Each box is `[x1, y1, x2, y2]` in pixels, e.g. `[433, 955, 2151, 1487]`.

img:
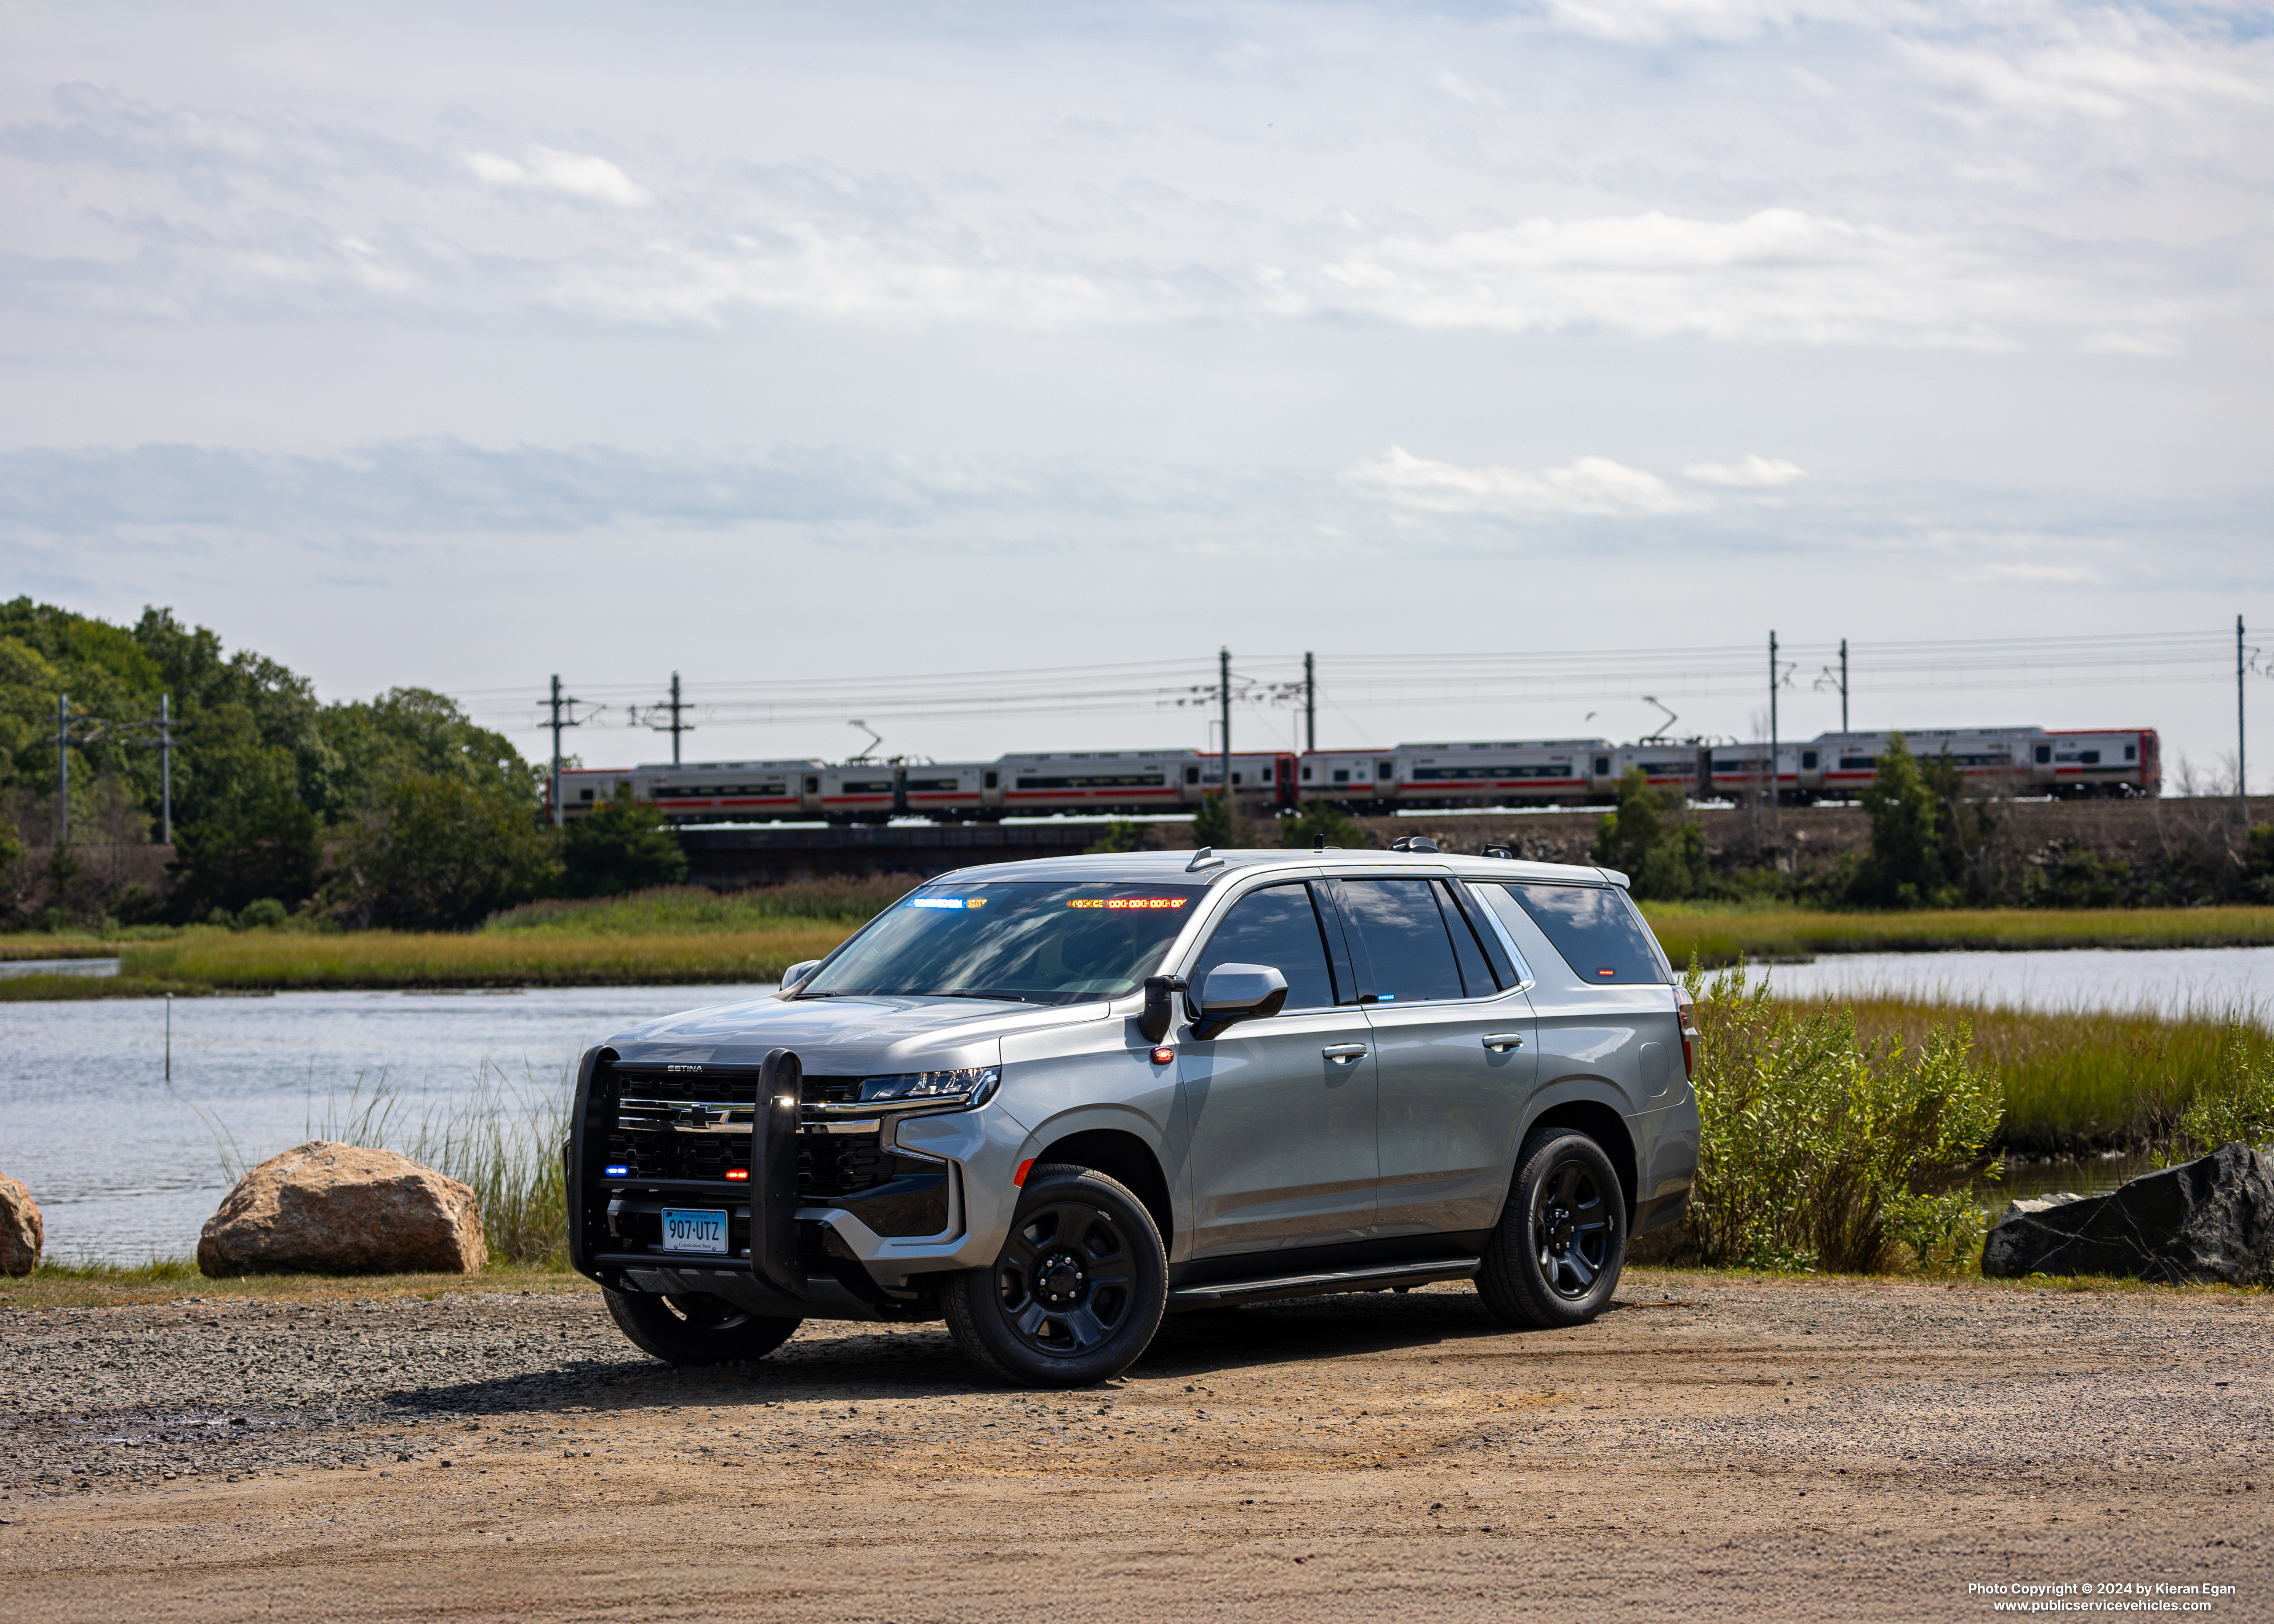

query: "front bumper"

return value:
[567, 1045, 1009, 1320]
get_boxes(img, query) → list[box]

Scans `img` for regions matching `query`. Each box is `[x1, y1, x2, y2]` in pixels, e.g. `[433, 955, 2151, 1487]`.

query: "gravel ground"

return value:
[2, 1270, 2269, 1621]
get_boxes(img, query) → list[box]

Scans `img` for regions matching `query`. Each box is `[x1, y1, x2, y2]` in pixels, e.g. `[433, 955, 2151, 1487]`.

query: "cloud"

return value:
[1344, 446, 1707, 517]
[464, 147, 649, 207]
[1952, 560, 2108, 585]
[1684, 454, 1804, 487]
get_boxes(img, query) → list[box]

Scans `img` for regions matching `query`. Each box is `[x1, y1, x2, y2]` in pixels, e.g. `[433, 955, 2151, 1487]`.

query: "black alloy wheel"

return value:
[603, 1287, 802, 1366]
[944, 1163, 1168, 1387]
[1476, 1129, 1626, 1329]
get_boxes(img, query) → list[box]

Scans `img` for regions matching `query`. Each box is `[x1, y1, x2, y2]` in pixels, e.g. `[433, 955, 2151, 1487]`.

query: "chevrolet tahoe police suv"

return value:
[567, 845, 1700, 1387]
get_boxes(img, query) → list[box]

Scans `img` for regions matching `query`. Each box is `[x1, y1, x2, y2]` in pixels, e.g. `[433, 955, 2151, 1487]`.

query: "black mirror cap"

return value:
[1191, 981, 1289, 1041]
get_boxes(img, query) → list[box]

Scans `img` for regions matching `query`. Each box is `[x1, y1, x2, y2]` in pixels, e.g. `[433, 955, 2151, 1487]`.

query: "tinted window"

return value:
[1334, 879, 1465, 1004]
[1192, 884, 1336, 1012]
[1488, 882, 1666, 984]
[1436, 881, 1507, 994]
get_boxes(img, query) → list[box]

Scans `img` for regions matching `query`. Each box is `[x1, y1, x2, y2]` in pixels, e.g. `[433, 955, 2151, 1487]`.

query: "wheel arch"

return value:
[1520, 1097, 1638, 1223]
[1030, 1126, 1175, 1247]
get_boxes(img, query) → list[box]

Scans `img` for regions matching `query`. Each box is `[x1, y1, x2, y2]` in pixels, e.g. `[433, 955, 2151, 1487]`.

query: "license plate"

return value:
[660, 1208, 729, 1254]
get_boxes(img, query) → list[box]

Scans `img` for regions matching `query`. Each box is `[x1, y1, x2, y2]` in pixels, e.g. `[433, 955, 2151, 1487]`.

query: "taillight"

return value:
[1676, 988, 1699, 1080]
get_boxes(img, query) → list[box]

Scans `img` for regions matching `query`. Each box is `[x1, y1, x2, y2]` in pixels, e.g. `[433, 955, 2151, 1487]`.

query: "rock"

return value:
[198, 1141, 487, 1278]
[0, 1172, 43, 1275]
[1982, 1144, 2274, 1285]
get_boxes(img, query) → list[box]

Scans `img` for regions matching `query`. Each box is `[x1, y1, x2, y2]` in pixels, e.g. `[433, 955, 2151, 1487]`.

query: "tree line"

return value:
[0, 598, 684, 931]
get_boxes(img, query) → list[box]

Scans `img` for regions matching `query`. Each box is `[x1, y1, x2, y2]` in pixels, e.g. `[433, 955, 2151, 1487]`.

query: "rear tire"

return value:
[1476, 1130, 1626, 1329]
[603, 1288, 801, 1366]
[943, 1163, 1167, 1387]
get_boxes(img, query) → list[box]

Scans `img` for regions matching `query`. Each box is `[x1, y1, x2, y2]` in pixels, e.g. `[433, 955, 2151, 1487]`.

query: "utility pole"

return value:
[56, 692, 69, 846]
[667, 671, 689, 766]
[1219, 646, 1233, 826]
[1303, 651, 1316, 754]
[546, 675, 586, 828]
[159, 693, 173, 845]
[2241, 615, 2250, 825]
[1768, 632, 1781, 836]
[1839, 638, 1849, 733]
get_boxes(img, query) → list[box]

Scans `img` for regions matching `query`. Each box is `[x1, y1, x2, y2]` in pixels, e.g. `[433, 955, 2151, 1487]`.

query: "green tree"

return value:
[561, 783, 688, 897]
[328, 773, 559, 930]
[1852, 733, 1958, 908]
[168, 783, 324, 917]
[1278, 802, 1367, 850]
[1189, 791, 1249, 848]
[1593, 768, 1708, 900]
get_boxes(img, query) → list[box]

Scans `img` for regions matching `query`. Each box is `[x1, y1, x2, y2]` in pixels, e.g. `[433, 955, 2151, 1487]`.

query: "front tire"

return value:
[603, 1288, 801, 1366]
[943, 1164, 1167, 1387]
[1476, 1130, 1626, 1328]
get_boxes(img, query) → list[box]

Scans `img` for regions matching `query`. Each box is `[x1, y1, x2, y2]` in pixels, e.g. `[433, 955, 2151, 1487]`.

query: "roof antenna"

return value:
[1313, 833, 1325, 852]
[1186, 847, 1224, 871]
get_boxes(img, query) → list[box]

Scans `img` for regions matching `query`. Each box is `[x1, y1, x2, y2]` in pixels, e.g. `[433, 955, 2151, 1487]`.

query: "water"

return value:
[0, 984, 776, 1265]
[0, 958, 120, 979]
[1756, 945, 2274, 1019]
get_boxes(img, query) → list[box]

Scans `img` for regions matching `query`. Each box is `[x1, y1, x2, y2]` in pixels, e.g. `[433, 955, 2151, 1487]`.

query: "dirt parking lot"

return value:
[1, 1269, 2267, 1621]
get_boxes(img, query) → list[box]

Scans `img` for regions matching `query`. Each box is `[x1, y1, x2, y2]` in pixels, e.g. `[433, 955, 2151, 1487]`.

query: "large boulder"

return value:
[1982, 1143, 2274, 1285]
[198, 1141, 487, 1277]
[0, 1172, 42, 1275]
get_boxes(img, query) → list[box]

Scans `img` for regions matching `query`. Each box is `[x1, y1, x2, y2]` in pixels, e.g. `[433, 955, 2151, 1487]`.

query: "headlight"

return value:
[856, 1065, 1001, 1106]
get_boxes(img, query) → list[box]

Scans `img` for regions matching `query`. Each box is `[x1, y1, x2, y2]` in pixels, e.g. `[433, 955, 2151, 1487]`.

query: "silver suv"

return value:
[567, 846, 1700, 1387]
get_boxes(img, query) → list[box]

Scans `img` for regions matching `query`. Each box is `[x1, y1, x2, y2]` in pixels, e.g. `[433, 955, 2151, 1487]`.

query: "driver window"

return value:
[1191, 884, 1337, 1012]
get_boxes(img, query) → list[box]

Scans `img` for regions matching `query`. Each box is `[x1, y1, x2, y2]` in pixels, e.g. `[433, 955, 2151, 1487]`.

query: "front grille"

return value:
[593, 1065, 894, 1201]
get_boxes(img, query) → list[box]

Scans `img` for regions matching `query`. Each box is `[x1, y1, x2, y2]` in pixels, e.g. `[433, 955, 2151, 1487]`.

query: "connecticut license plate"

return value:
[660, 1208, 728, 1254]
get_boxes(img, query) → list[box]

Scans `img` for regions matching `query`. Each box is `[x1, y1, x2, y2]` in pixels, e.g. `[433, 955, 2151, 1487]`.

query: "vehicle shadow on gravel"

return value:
[382, 1290, 1640, 1414]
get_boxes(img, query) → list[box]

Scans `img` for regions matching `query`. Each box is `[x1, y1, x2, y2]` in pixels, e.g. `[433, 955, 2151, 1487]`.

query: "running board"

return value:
[1169, 1256, 1480, 1310]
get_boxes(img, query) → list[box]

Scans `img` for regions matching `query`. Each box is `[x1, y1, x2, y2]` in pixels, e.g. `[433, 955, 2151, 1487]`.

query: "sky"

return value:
[3, 1, 2269, 781]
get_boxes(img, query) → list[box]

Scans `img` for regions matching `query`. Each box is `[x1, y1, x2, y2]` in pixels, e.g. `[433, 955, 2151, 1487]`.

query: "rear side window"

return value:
[1192, 883, 1337, 1012]
[1332, 879, 1465, 1003]
[1487, 882, 1666, 984]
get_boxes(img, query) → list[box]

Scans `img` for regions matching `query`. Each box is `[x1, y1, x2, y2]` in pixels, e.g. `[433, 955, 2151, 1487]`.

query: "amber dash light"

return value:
[1151, 1046, 1175, 1066]
[724, 1168, 749, 1182]
[1013, 1158, 1035, 1187]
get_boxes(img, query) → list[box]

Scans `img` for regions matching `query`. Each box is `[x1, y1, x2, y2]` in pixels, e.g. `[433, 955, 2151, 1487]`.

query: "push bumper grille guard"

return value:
[568, 1046, 945, 1318]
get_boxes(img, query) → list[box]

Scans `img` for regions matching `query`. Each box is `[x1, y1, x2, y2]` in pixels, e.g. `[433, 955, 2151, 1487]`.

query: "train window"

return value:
[1301, 765, 1313, 781]
[1593, 757, 1610, 775]
[2035, 746, 2051, 764]
[1232, 772, 1243, 786]
[2125, 745, 2136, 760]
[1185, 766, 1200, 785]
[985, 771, 998, 789]
[1840, 756, 1876, 771]
[1801, 751, 1818, 770]
[2079, 750, 2100, 765]
[805, 776, 819, 793]
[1333, 769, 1350, 784]
[1377, 762, 1393, 780]
[579, 789, 594, 801]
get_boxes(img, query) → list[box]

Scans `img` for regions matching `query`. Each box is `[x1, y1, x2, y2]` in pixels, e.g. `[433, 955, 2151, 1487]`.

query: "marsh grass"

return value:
[0, 973, 212, 1001]
[1646, 904, 2274, 966]
[118, 923, 853, 989]
[1825, 995, 2274, 1155]
[483, 878, 916, 935]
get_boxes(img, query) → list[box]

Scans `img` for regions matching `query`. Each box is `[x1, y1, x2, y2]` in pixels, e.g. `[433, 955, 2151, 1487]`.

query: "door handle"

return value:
[1481, 1033, 1526, 1051]
[1321, 1044, 1369, 1061]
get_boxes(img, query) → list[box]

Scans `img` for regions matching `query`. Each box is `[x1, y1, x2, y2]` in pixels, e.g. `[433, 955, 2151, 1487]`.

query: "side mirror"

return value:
[1190, 963, 1289, 1040]
[1140, 974, 1187, 1044]
[781, 960, 822, 993]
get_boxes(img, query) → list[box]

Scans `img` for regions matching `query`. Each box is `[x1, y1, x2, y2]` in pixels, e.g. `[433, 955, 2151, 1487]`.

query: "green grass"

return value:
[0, 973, 217, 1001]
[1646, 904, 2274, 966]
[1792, 995, 2274, 1157]
[117, 921, 858, 990]
[483, 878, 916, 935]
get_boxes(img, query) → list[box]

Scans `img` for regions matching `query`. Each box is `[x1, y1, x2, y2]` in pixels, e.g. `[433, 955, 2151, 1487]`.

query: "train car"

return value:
[1606, 743, 1707, 799]
[641, 760, 820, 822]
[2035, 728, 2160, 798]
[993, 750, 1192, 817]
[1297, 749, 1397, 809]
[1379, 739, 1609, 811]
[1189, 750, 1300, 809]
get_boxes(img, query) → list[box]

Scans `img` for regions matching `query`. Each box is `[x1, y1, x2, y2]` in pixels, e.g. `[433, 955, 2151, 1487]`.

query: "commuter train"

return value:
[547, 724, 2159, 823]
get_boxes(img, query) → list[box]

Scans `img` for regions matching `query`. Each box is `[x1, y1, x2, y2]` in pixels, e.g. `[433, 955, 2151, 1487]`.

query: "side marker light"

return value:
[1150, 1046, 1175, 1066]
[724, 1168, 750, 1182]
[602, 1164, 629, 1178]
[1013, 1158, 1036, 1188]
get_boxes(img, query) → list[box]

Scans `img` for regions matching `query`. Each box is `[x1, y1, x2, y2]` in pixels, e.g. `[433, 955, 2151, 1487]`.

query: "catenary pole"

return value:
[1768, 633, 1780, 837]
[1839, 638, 1849, 733]
[549, 675, 565, 828]
[1220, 646, 1232, 829]
[670, 671, 686, 767]
[1304, 651, 1315, 755]
[2241, 615, 2249, 825]
[159, 692, 173, 845]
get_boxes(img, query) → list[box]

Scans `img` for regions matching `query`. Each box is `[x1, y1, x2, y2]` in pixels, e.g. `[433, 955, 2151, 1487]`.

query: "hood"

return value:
[605, 992, 1107, 1076]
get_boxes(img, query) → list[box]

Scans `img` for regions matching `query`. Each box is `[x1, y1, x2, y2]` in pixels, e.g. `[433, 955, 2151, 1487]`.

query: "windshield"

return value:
[799, 881, 1206, 1005]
